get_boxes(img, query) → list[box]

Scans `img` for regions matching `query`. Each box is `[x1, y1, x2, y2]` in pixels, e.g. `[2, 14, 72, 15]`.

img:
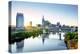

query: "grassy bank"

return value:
[64, 32, 78, 49]
[9, 28, 43, 44]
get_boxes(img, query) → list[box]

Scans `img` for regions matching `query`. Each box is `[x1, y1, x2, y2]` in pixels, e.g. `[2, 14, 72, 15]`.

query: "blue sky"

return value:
[11, 1, 78, 26]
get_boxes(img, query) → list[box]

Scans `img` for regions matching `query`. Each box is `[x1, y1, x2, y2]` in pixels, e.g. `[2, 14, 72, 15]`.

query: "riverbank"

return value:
[9, 28, 43, 44]
[64, 32, 78, 49]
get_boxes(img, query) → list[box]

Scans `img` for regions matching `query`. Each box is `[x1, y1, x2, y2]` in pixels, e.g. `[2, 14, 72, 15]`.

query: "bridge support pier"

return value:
[59, 33, 61, 40]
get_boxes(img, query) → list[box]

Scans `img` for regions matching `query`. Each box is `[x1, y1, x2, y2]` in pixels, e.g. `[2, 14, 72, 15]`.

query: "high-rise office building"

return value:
[42, 16, 45, 27]
[29, 21, 32, 27]
[16, 13, 24, 30]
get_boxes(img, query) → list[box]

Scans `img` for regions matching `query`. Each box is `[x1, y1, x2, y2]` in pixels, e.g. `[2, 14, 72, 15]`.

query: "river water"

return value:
[9, 32, 67, 53]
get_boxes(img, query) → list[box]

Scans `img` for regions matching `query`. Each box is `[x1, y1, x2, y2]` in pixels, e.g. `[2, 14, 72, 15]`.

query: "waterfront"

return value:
[9, 32, 67, 53]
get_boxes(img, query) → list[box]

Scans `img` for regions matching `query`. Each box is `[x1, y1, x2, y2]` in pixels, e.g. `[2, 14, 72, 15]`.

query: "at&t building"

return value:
[16, 13, 24, 30]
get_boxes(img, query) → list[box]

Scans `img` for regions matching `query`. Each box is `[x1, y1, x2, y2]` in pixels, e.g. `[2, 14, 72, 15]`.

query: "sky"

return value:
[10, 1, 78, 26]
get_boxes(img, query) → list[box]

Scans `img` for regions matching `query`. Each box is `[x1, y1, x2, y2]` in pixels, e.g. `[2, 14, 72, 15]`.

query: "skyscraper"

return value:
[16, 13, 24, 30]
[29, 21, 32, 27]
[42, 16, 45, 26]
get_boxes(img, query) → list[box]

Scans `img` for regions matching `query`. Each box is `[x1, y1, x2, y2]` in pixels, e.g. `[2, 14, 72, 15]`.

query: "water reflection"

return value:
[51, 32, 64, 40]
[10, 32, 67, 53]
[42, 33, 49, 44]
[42, 32, 63, 44]
[16, 40, 24, 52]
[58, 33, 61, 40]
[9, 44, 12, 53]
[42, 38, 45, 44]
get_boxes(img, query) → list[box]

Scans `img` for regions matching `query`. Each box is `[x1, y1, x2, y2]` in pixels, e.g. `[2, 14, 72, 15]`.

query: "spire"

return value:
[42, 16, 44, 18]
[42, 16, 44, 22]
[42, 16, 45, 28]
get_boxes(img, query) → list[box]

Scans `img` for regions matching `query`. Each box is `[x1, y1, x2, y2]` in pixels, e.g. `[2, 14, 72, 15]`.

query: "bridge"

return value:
[42, 26, 76, 40]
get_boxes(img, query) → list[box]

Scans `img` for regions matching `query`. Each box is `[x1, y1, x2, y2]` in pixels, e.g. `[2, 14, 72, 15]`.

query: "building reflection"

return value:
[42, 38, 45, 45]
[9, 45, 12, 53]
[16, 40, 24, 52]
[42, 33, 49, 44]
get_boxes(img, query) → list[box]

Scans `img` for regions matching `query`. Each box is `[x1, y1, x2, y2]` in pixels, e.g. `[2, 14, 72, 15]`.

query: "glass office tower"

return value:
[16, 13, 24, 30]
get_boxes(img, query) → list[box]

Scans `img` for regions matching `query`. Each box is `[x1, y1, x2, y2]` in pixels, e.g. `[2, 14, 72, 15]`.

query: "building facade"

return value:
[42, 17, 77, 32]
[16, 13, 24, 30]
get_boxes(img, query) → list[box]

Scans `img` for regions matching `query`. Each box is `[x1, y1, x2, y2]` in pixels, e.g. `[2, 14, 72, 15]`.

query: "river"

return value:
[9, 32, 67, 53]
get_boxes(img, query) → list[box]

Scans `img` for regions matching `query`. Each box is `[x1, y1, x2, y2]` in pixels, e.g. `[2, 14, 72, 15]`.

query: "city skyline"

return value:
[11, 1, 78, 26]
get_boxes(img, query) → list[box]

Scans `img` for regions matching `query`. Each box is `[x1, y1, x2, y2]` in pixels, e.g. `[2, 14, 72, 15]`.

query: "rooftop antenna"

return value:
[17, 8, 24, 13]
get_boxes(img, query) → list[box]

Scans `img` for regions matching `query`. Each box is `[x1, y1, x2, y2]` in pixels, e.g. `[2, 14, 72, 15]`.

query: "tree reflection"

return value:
[16, 40, 24, 52]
